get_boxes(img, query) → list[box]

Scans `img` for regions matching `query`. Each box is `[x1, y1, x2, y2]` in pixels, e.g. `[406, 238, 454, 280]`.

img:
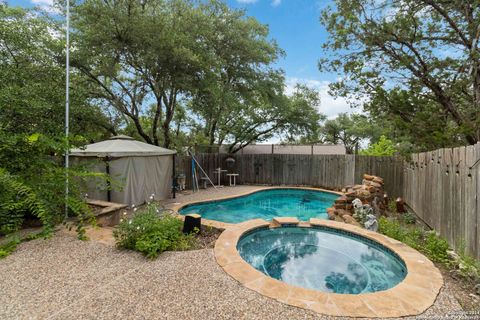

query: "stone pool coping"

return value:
[214, 217, 443, 318]
[170, 186, 343, 230]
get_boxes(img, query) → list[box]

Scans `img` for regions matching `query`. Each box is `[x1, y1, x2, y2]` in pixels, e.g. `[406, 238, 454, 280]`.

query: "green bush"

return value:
[378, 216, 449, 263]
[400, 211, 417, 225]
[113, 205, 197, 259]
[380, 216, 480, 281]
[360, 135, 398, 156]
[387, 200, 397, 214]
[423, 231, 450, 263]
[0, 168, 49, 234]
[456, 242, 480, 280]
[0, 133, 101, 239]
[0, 238, 21, 258]
[402, 228, 423, 251]
[378, 217, 405, 241]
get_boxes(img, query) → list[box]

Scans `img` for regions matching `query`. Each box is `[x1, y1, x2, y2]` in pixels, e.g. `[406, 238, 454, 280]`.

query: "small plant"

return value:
[113, 204, 197, 259]
[387, 200, 397, 214]
[378, 217, 405, 241]
[380, 216, 480, 287]
[0, 237, 21, 259]
[402, 228, 423, 250]
[423, 231, 450, 263]
[0, 230, 50, 259]
[378, 217, 450, 263]
[0, 168, 50, 235]
[400, 212, 416, 224]
[454, 241, 480, 281]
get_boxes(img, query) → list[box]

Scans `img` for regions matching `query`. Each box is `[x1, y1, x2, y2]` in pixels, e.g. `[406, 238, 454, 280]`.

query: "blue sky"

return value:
[7, 0, 355, 118]
[226, 0, 354, 118]
[227, 0, 330, 81]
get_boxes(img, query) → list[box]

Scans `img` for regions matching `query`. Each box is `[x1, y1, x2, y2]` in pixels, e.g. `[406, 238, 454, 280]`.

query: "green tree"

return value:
[72, 0, 207, 148]
[366, 88, 464, 153]
[72, 0, 322, 151]
[188, 3, 284, 147]
[0, 5, 104, 236]
[74, 0, 263, 149]
[320, 0, 480, 149]
[360, 135, 398, 156]
[320, 113, 376, 154]
[223, 83, 323, 153]
[0, 4, 111, 140]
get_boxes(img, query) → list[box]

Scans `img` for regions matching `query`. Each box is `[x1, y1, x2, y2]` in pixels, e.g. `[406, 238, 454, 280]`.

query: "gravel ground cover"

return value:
[0, 231, 463, 320]
[0, 186, 466, 319]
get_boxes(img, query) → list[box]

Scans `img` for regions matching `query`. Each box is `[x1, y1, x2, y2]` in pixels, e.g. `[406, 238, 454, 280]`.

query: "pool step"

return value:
[270, 217, 300, 228]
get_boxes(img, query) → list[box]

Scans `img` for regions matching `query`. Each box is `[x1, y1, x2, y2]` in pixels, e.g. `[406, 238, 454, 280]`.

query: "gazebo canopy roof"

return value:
[70, 135, 176, 157]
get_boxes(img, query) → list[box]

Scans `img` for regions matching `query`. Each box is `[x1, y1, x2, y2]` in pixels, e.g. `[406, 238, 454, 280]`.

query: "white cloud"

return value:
[31, 0, 58, 13]
[237, 0, 282, 6]
[271, 0, 281, 6]
[31, 0, 53, 5]
[285, 77, 360, 119]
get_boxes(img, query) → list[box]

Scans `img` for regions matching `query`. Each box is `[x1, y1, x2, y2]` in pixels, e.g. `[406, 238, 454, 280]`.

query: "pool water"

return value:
[237, 227, 407, 294]
[179, 189, 338, 223]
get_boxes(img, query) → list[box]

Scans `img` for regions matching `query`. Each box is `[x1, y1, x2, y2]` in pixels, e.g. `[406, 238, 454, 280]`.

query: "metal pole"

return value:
[64, 0, 70, 219]
[172, 154, 176, 199]
[191, 154, 195, 192]
[105, 157, 111, 202]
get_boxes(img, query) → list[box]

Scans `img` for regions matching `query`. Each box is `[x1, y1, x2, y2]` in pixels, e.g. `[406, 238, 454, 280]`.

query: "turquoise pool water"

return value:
[237, 226, 407, 294]
[179, 189, 338, 223]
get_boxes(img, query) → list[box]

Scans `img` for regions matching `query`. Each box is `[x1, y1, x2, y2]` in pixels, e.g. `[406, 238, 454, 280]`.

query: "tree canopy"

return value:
[0, 5, 109, 141]
[360, 135, 398, 156]
[0, 4, 107, 236]
[320, 0, 480, 151]
[319, 113, 376, 154]
[72, 0, 322, 151]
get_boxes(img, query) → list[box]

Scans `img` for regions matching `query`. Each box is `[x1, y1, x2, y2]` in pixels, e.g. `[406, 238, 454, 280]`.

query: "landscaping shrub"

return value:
[378, 217, 405, 241]
[452, 242, 480, 281]
[400, 212, 416, 224]
[379, 216, 480, 287]
[424, 231, 450, 263]
[378, 217, 448, 262]
[387, 200, 397, 214]
[113, 205, 197, 259]
[0, 133, 102, 239]
[0, 168, 49, 234]
[0, 237, 20, 258]
[402, 228, 423, 251]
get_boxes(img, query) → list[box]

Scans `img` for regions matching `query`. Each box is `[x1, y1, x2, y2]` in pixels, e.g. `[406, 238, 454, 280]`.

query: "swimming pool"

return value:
[237, 226, 407, 294]
[178, 188, 339, 223]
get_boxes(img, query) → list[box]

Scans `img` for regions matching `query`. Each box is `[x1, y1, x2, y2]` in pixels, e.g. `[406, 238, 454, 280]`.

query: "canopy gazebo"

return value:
[70, 135, 176, 206]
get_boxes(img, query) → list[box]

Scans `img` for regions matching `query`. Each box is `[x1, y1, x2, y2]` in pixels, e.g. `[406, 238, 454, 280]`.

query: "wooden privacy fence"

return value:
[176, 154, 404, 199]
[177, 149, 480, 259]
[403, 143, 480, 259]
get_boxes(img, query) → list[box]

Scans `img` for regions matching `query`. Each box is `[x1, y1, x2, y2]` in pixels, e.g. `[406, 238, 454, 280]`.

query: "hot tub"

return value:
[237, 226, 407, 294]
[214, 218, 443, 318]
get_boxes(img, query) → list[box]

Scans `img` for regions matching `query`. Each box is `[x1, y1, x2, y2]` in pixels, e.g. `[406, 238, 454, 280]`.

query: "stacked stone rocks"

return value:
[326, 174, 386, 227]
